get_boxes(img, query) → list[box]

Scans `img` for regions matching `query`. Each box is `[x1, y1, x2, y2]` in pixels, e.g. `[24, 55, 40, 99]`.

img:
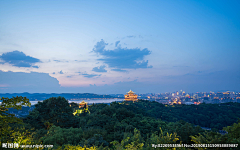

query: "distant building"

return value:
[212, 97, 220, 104]
[185, 94, 190, 98]
[176, 91, 179, 95]
[79, 100, 88, 108]
[217, 92, 223, 99]
[124, 90, 138, 102]
[182, 91, 185, 96]
[194, 102, 201, 105]
[236, 97, 240, 103]
[203, 97, 209, 101]
[223, 92, 230, 98]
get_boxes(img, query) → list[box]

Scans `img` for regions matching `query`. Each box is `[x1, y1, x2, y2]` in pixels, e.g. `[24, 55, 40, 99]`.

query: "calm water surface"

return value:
[29, 99, 124, 105]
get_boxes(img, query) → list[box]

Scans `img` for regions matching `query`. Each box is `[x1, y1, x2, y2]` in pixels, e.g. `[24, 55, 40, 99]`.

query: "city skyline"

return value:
[0, 0, 240, 94]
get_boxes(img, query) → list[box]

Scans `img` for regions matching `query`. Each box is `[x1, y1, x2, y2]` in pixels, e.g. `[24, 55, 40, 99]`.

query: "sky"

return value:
[0, 0, 239, 94]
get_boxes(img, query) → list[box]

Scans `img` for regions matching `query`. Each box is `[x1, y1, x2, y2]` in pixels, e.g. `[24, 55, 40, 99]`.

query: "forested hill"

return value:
[128, 100, 240, 130]
[2, 97, 240, 149]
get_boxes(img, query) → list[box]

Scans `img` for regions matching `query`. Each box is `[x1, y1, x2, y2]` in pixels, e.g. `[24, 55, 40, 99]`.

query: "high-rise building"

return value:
[236, 97, 240, 103]
[217, 92, 223, 99]
[223, 92, 230, 98]
[182, 91, 186, 96]
[212, 97, 219, 104]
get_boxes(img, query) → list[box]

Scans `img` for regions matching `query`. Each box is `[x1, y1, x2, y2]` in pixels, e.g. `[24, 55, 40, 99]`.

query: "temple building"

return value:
[124, 90, 138, 102]
[79, 100, 88, 108]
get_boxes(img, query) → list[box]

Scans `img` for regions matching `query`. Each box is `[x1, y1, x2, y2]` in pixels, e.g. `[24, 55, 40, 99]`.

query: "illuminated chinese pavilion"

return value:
[79, 100, 88, 108]
[124, 90, 138, 102]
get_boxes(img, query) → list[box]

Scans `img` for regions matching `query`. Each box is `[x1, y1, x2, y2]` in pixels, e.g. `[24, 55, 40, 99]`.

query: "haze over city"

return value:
[0, 0, 239, 94]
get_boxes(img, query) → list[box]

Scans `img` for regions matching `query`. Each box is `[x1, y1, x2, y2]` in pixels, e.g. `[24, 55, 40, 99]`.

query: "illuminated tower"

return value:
[124, 90, 138, 102]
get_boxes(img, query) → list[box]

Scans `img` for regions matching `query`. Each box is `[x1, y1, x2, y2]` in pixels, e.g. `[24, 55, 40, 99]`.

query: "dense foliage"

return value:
[1, 97, 240, 149]
[23, 97, 79, 129]
[133, 100, 240, 130]
[0, 96, 31, 145]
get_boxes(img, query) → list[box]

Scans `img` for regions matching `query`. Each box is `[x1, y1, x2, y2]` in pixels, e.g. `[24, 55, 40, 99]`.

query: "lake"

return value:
[29, 98, 124, 105]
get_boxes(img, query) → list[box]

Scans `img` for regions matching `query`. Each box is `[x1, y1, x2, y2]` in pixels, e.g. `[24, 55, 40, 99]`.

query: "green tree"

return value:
[111, 128, 144, 150]
[56, 145, 97, 150]
[223, 119, 240, 140]
[24, 97, 79, 129]
[190, 132, 230, 150]
[41, 125, 84, 148]
[167, 120, 204, 144]
[81, 134, 109, 147]
[0, 96, 31, 144]
[146, 128, 179, 148]
[191, 121, 240, 150]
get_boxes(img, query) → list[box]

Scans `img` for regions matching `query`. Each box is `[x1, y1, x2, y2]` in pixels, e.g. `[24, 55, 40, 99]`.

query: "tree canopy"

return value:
[23, 97, 79, 129]
[0, 96, 31, 145]
[1, 97, 240, 149]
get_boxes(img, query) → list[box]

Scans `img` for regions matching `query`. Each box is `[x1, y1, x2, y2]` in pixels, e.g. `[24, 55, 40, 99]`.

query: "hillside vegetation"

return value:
[1, 97, 240, 149]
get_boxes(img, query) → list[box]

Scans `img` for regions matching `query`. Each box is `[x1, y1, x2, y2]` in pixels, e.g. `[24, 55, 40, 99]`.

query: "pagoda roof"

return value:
[127, 89, 135, 94]
[79, 100, 87, 104]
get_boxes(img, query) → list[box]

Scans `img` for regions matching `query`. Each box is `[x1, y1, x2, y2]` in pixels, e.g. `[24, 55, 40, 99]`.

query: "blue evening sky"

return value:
[0, 0, 239, 94]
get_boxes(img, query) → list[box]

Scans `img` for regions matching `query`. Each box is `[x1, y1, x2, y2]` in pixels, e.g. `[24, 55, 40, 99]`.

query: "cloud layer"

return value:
[92, 65, 107, 72]
[0, 51, 40, 68]
[77, 72, 101, 78]
[59, 70, 64, 74]
[92, 40, 152, 70]
[82, 73, 101, 78]
[111, 69, 128, 72]
[0, 70, 60, 92]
